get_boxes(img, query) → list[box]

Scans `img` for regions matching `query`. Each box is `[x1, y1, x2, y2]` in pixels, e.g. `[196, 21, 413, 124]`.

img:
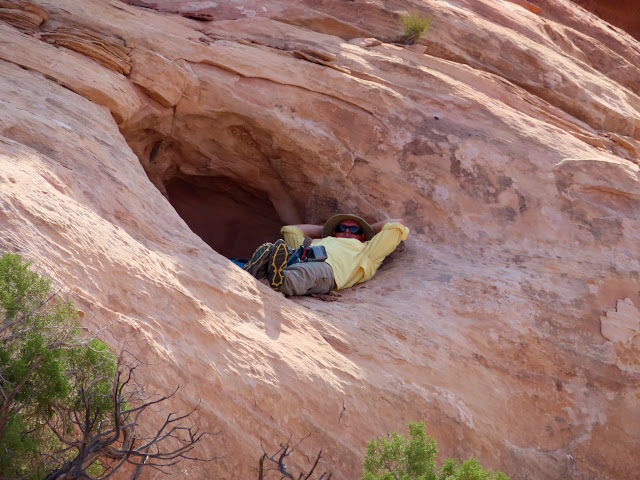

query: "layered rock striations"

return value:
[0, 0, 639, 478]
[571, 0, 640, 41]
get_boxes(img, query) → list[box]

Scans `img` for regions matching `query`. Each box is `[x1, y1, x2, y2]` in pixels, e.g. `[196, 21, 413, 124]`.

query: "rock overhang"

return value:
[1, 0, 640, 479]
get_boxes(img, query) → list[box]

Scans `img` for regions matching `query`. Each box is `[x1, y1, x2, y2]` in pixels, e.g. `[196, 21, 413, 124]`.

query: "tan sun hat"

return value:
[322, 214, 375, 241]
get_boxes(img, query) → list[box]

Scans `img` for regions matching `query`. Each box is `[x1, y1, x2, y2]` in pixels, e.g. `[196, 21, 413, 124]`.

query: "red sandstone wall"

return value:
[571, 0, 640, 40]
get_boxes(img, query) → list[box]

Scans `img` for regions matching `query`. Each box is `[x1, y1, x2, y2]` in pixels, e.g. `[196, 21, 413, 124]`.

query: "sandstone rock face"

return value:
[1, 0, 639, 479]
[571, 0, 640, 41]
[601, 298, 640, 346]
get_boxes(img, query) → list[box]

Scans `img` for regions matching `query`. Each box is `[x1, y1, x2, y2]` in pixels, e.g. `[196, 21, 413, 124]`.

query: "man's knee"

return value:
[279, 262, 334, 296]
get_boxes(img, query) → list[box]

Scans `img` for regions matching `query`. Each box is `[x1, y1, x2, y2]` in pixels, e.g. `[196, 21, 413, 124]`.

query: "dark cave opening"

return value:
[165, 176, 284, 258]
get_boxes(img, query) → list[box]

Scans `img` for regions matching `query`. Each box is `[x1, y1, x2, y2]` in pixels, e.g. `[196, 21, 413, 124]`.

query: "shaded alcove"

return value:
[165, 175, 284, 258]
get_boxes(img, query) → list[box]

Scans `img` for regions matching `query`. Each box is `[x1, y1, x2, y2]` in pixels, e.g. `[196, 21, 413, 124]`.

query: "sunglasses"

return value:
[334, 224, 363, 234]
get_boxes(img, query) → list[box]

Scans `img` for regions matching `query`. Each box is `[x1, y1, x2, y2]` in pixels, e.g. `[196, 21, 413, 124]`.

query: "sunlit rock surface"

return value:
[1, 0, 639, 478]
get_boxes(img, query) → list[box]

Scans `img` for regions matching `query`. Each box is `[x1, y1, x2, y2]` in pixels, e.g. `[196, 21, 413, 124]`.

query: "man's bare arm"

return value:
[289, 224, 324, 238]
[371, 218, 405, 234]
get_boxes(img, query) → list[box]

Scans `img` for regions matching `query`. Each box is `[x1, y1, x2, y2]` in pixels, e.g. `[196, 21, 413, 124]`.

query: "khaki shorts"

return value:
[278, 262, 334, 296]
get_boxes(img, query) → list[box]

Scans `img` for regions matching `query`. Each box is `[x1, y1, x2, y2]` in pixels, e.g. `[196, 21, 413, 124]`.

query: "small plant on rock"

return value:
[400, 11, 432, 45]
[362, 422, 509, 480]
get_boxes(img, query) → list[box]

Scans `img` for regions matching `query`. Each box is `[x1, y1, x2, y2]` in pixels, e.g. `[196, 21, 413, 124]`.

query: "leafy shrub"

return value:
[0, 251, 116, 478]
[362, 422, 509, 480]
[1, 252, 210, 479]
[400, 11, 433, 45]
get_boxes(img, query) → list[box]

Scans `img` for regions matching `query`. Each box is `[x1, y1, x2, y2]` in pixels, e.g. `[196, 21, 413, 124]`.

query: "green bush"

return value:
[1, 252, 208, 479]
[362, 422, 509, 480]
[400, 12, 432, 45]
[0, 251, 116, 478]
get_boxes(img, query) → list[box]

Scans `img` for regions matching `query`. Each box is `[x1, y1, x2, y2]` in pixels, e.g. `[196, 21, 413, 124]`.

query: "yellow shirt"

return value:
[281, 222, 410, 290]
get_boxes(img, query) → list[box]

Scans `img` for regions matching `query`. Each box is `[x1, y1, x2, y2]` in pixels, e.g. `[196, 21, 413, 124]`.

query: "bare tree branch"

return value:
[43, 359, 217, 480]
[257, 435, 331, 480]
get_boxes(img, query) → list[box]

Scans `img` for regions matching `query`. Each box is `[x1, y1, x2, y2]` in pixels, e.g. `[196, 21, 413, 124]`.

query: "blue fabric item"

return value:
[287, 247, 303, 266]
[229, 258, 247, 268]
